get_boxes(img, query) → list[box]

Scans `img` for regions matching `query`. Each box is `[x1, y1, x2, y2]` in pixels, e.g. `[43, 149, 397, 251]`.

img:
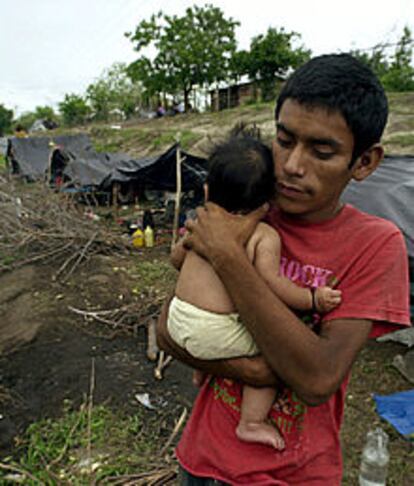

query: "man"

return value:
[157, 54, 411, 485]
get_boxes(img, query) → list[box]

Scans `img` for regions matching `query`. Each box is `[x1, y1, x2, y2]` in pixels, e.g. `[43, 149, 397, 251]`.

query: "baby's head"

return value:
[206, 135, 276, 213]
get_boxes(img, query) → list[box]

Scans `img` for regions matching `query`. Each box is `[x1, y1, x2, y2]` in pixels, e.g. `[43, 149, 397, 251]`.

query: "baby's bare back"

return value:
[175, 222, 274, 314]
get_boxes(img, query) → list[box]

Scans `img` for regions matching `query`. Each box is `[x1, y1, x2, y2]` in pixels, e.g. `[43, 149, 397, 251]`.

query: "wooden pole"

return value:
[171, 144, 183, 250]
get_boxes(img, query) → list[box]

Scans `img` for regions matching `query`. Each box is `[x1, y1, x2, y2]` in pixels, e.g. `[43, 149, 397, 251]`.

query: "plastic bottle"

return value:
[132, 228, 144, 248]
[358, 427, 389, 486]
[144, 225, 154, 248]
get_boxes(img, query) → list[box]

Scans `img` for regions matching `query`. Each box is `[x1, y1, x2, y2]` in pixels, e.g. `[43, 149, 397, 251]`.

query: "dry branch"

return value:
[0, 179, 129, 280]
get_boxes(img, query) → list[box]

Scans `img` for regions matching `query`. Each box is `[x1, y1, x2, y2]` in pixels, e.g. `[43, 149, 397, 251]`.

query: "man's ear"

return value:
[351, 144, 384, 181]
[203, 183, 209, 201]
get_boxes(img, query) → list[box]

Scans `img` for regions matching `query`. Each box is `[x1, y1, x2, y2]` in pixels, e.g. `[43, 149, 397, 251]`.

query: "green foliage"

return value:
[59, 94, 91, 126]
[0, 402, 161, 485]
[247, 27, 311, 101]
[131, 259, 177, 295]
[127, 4, 239, 109]
[86, 63, 143, 121]
[33, 105, 58, 122]
[14, 105, 59, 131]
[351, 26, 414, 92]
[382, 27, 414, 91]
[14, 111, 37, 131]
[0, 104, 14, 136]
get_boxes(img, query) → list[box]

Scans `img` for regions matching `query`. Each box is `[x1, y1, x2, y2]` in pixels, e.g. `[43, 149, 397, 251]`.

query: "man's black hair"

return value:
[275, 53, 388, 163]
[207, 135, 275, 213]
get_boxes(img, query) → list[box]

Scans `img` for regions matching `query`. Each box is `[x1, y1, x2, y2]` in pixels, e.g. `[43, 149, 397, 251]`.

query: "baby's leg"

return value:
[236, 385, 285, 450]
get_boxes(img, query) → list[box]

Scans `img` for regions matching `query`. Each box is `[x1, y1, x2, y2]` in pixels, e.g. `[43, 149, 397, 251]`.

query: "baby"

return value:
[168, 134, 341, 449]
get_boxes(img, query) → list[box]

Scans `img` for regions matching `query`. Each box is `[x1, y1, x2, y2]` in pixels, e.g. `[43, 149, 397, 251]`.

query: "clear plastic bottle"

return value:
[358, 427, 389, 486]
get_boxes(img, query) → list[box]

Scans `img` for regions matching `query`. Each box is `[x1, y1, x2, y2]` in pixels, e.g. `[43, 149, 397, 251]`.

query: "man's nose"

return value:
[283, 144, 306, 177]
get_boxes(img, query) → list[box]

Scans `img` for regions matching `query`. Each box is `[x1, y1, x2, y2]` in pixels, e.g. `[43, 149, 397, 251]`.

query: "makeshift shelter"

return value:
[342, 154, 414, 315]
[7, 135, 207, 209]
[99, 144, 207, 206]
[6, 134, 94, 181]
[101, 144, 208, 192]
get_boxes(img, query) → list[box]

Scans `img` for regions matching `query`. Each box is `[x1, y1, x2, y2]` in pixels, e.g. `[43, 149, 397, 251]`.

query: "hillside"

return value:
[52, 92, 414, 158]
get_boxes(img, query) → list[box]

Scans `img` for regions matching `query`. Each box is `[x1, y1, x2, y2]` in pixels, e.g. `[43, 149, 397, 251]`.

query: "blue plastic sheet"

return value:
[374, 390, 414, 440]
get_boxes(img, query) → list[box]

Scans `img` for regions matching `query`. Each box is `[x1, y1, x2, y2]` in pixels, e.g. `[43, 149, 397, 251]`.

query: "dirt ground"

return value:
[0, 248, 196, 458]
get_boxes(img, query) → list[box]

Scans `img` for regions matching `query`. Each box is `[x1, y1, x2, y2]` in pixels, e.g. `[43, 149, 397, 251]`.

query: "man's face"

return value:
[273, 99, 355, 223]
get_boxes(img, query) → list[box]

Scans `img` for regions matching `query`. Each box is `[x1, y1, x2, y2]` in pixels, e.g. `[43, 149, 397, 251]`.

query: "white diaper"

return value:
[167, 296, 258, 359]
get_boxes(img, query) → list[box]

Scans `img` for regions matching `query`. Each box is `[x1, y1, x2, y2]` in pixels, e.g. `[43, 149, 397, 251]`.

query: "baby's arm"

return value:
[252, 225, 341, 312]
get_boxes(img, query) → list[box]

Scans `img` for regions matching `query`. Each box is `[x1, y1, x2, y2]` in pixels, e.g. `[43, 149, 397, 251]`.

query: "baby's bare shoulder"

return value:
[253, 222, 281, 245]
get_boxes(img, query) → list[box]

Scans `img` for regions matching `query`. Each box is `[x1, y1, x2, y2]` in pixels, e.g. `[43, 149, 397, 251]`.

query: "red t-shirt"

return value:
[176, 204, 411, 485]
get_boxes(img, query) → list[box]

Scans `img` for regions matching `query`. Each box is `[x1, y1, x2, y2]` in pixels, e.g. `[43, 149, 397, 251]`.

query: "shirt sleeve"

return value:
[323, 228, 411, 338]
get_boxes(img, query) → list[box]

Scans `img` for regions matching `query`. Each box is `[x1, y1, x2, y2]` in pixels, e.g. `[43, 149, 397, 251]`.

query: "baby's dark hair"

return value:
[206, 135, 275, 213]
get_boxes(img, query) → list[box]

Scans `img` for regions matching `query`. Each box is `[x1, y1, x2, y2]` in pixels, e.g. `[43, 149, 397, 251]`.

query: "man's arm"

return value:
[170, 237, 188, 270]
[156, 295, 277, 387]
[185, 203, 372, 406]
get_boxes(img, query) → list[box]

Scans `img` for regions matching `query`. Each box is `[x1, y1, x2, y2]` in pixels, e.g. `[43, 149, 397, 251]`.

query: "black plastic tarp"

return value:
[342, 154, 414, 301]
[100, 144, 208, 192]
[63, 152, 135, 187]
[7, 136, 207, 193]
[6, 134, 95, 180]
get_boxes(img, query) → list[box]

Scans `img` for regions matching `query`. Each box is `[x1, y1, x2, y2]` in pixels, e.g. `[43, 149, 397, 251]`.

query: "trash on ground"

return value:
[392, 349, 414, 384]
[135, 392, 155, 410]
[376, 327, 414, 347]
[374, 389, 414, 441]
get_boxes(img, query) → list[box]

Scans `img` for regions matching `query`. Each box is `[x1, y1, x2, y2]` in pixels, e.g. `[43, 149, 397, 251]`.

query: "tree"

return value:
[0, 104, 14, 136]
[15, 105, 59, 131]
[247, 28, 311, 101]
[34, 105, 58, 122]
[87, 63, 143, 120]
[127, 5, 239, 110]
[382, 27, 414, 91]
[59, 94, 90, 126]
[351, 27, 414, 92]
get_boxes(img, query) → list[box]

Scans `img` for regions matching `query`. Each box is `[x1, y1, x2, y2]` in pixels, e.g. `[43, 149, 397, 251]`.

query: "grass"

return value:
[0, 155, 6, 169]
[129, 259, 177, 296]
[0, 401, 169, 485]
[384, 133, 414, 148]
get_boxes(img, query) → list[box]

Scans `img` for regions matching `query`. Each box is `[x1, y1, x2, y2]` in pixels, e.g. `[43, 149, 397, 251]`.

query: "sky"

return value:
[1, 0, 413, 115]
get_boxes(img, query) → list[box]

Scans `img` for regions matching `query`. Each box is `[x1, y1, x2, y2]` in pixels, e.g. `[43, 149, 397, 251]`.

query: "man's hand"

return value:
[156, 295, 277, 387]
[184, 202, 268, 264]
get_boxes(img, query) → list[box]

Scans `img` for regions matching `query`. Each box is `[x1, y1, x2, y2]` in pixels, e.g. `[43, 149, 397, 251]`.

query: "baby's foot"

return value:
[315, 286, 342, 313]
[236, 421, 285, 450]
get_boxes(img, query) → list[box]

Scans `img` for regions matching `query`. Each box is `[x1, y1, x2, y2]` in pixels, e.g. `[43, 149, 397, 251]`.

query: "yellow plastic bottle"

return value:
[132, 229, 144, 248]
[144, 226, 154, 248]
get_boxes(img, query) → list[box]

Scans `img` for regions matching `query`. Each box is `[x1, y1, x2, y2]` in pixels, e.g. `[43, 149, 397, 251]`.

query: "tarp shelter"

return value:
[7, 136, 208, 203]
[342, 154, 414, 315]
[100, 143, 208, 192]
[6, 134, 94, 181]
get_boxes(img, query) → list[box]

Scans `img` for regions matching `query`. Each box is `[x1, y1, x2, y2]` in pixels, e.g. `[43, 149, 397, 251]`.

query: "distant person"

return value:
[14, 124, 28, 138]
[168, 134, 341, 450]
[156, 105, 166, 118]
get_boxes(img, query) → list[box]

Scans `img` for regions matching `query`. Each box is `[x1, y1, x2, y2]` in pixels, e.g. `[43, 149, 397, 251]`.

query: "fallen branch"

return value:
[62, 231, 97, 282]
[0, 462, 47, 486]
[159, 407, 188, 457]
[87, 357, 96, 463]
